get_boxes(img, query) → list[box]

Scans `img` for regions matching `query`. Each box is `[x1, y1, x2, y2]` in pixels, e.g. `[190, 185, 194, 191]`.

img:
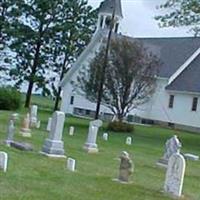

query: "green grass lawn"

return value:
[0, 105, 200, 200]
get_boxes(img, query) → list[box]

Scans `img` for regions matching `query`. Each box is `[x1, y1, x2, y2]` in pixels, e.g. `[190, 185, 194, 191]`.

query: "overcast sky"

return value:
[88, 0, 192, 38]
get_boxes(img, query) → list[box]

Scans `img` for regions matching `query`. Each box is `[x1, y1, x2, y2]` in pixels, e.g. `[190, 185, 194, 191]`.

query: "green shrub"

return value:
[107, 121, 134, 133]
[0, 87, 21, 110]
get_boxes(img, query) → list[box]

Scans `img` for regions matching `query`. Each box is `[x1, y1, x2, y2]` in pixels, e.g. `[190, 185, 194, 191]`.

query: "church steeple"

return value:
[96, 0, 123, 33]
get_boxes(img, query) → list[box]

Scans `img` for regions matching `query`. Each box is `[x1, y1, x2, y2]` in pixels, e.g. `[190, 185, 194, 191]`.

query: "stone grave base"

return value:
[184, 153, 199, 161]
[156, 158, 168, 168]
[40, 151, 66, 158]
[83, 143, 98, 153]
[41, 139, 66, 158]
[112, 178, 133, 184]
[20, 129, 31, 137]
[10, 141, 33, 151]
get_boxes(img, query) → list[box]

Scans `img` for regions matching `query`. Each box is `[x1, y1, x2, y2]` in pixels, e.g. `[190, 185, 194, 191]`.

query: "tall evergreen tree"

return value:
[9, 0, 63, 107]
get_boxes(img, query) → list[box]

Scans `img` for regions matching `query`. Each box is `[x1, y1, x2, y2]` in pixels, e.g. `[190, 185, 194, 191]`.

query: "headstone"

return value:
[46, 117, 52, 131]
[11, 113, 19, 121]
[5, 119, 15, 146]
[67, 158, 76, 172]
[30, 105, 38, 127]
[164, 153, 186, 197]
[41, 111, 66, 158]
[126, 137, 132, 145]
[69, 126, 75, 136]
[36, 120, 41, 129]
[184, 153, 199, 161]
[103, 133, 108, 141]
[20, 113, 31, 137]
[118, 151, 133, 182]
[157, 135, 182, 167]
[83, 119, 103, 153]
[10, 141, 33, 151]
[0, 152, 8, 172]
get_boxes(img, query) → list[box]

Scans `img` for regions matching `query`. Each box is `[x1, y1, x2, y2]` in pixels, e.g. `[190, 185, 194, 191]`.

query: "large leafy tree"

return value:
[156, 0, 200, 35]
[9, 0, 64, 107]
[50, 0, 97, 111]
[77, 37, 159, 121]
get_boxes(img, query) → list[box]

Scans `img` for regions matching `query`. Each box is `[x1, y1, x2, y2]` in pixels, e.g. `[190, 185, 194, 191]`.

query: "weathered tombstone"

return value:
[126, 137, 132, 145]
[83, 119, 103, 153]
[5, 119, 15, 146]
[157, 135, 182, 167]
[20, 113, 31, 137]
[36, 120, 41, 129]
[69, 126, 75, 136]
[30, 105, 38, 127]
[46, 117, 52, 131]
[164, 153, 186, 198]
[11, 113, 19, 121]
[103, 133, 108, 141]
[0, 152, 8, 172]
[10, 141, 33, 151]
[41, 111, 66, 158]
[118, 151, 133, 183]
[67, 158, 76, 172]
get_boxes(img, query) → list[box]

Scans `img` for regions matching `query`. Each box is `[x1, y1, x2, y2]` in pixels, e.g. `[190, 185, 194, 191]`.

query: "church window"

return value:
[105, 16, 112, 28]
[115, 23, 119, 33]
[168, 95, 174, 108]
[100, 16, 104, 27]
[192, 97, 198, 111]
[70, 96, 74, 105]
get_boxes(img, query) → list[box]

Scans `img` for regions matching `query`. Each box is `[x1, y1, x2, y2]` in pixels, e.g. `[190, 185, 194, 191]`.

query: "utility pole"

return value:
[95, 0, 116, 119]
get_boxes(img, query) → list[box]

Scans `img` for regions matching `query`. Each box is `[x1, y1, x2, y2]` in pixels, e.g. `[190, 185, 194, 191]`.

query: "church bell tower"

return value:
[96, 0, 123, 34]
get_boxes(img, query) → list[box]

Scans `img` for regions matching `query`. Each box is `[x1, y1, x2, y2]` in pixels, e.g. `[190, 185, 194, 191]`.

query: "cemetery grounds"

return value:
[0, 95, 199, 200]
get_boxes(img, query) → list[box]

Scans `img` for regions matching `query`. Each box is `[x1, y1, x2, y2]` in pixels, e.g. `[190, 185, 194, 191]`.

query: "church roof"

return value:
[166, 54, 200, 93]
[99, 0, 123, 18]
[136, 37, 200, 78]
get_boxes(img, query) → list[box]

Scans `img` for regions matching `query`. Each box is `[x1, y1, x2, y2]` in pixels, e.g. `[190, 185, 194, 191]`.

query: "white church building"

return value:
[60, 0, 200, 132]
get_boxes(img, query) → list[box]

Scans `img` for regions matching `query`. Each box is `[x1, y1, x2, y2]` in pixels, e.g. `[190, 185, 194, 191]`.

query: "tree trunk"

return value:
[25, 81, 34, 108]
[24, 39, 42, 108]
[53, 87, 61, 111]
[53, 55, 68, 111]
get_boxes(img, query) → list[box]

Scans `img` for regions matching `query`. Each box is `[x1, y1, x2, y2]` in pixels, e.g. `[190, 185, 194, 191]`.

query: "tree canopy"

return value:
[156, 0, 200, 35]
[76, 37, 160, 121]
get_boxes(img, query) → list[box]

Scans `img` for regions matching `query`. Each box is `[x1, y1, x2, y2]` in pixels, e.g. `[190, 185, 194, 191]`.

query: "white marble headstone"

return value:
[83, 119, 103, 153]
[30, 105, 38, 127]
[69, 126, 75, 136]
[164, 153, 186, 197]
[126, 137, 132, 145]
[0, 152, 8, 172]
[103, 133, 108, 141]
[67, 158, 76, 172]
[46, 117, 52, 131]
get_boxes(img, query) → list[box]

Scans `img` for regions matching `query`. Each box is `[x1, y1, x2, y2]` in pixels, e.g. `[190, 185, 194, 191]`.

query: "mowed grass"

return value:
[0, 98, 200, 200]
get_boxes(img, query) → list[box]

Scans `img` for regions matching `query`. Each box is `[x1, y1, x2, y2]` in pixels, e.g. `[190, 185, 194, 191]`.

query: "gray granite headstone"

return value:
[41, 111, 66, 158]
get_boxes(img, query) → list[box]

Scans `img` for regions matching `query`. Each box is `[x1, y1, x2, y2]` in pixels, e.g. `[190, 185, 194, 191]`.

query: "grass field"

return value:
[0, 96, 200, 200]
